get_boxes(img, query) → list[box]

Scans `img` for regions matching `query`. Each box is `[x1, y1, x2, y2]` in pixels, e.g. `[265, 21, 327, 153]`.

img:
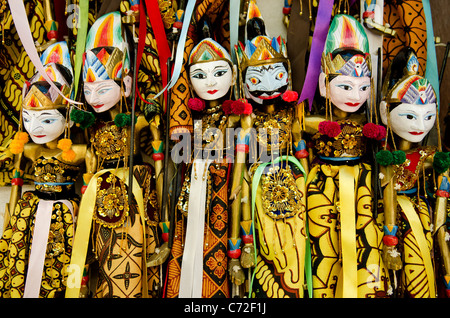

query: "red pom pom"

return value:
[187, 98, 205, 112]
[282, 90, 298, 103]
[377, 125, 387, 140]
[162, 232, 169, 242]
[318, 121, 341, 138]
[222, 100, 233, 115]
[363, 123, 387, 141]
[231, 100, 245, 114]
[362, 123, 379, 139]
[231, 99, 252, 115]
[81, 274, 89, 286]
[243, 102, 252, 115]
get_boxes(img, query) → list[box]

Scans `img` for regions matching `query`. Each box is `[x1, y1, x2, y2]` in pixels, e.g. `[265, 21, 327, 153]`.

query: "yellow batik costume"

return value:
[230, 1, 312, 298]
[65, 11, 160, 298]
[377, 48, 441, 297]
[305, 14, 390, 298]
[0, 41, 84, 298]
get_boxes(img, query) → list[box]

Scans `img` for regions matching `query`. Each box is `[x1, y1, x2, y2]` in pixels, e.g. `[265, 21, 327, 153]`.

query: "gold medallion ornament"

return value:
[91, 122, 130, 162]
[93, 172, 129, 228]
[254, 108, 292, 153]
[313, 120, 365, 158]
[261, 165, 304, 220]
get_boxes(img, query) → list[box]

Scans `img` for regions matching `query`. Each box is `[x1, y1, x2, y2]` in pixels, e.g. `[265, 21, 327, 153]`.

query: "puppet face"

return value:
[189, 60, 233, 101]
[23, 109, 67, 144]
[84, 76, 131, 113]
[320, 73, 371, 113]
[244, 62, 289, 105]
[381, 101, 436, 143]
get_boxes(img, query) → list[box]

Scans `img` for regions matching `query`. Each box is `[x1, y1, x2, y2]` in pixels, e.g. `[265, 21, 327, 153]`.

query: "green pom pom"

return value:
[70, 108, 96, 129]
[81, 112, 96, 129]
[392, 150, 406, 165]
[114, 113, 131, 127]
[376, 150, 393, 166]
[433, 152, 450, 174]
[70, 108, 85, 124]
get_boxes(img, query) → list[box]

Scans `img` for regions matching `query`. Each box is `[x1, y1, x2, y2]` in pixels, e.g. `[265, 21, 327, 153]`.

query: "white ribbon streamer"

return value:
[24, 199, 74, 298]
[229, 0, 240, 63]
[179, 159, 212, 298]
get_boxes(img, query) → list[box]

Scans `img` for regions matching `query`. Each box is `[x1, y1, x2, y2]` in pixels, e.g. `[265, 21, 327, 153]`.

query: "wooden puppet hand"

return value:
[147, 241, 171, 267]
[228, 258, 245, 286]
[240, 242, 256, 269]
[382, 245, 402, 271]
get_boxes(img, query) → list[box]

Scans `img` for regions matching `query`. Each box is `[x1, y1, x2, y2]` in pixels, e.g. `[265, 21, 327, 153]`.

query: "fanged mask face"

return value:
[244, 62, 288, 105]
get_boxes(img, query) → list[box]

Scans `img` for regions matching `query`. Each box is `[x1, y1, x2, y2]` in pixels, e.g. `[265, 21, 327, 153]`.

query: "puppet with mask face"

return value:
[66, 11, 161, 298]
[378, 47, 450, 298]
[164, 36, 238, 298]
[0, 41, 86, 298]
[228, 1, 311, 298]
[304, 14, 390, 298]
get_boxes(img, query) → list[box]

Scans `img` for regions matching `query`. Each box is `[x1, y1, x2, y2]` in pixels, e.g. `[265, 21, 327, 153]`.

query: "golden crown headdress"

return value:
[22, 41, 73, 110]
[235, 35, 288, 71]
[234, 0, 288, 71]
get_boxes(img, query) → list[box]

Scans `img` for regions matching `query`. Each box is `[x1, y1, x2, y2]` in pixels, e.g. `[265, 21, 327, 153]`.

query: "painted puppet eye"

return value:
[214, 69, 228, 77]
[276, 72, 285, 80]
[399, 113, 417, 120]
[192, 72, 207, 79]
[42, 118, 57, 125]
[360, 85, 370, 91]
[336, 84, 352, 91]
[250, 77, 260, 85]
[98, 88, 112, 95]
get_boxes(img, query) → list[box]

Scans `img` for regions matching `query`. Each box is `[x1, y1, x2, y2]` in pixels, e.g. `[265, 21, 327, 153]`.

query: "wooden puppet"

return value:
[0, 41, 86, 298]
[164, 37, 238, 298]
[378, 47, 450, 298]
[229, 0, 311, 298]
[66, 11, 161, 298]
[304, 14, 390, 298]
